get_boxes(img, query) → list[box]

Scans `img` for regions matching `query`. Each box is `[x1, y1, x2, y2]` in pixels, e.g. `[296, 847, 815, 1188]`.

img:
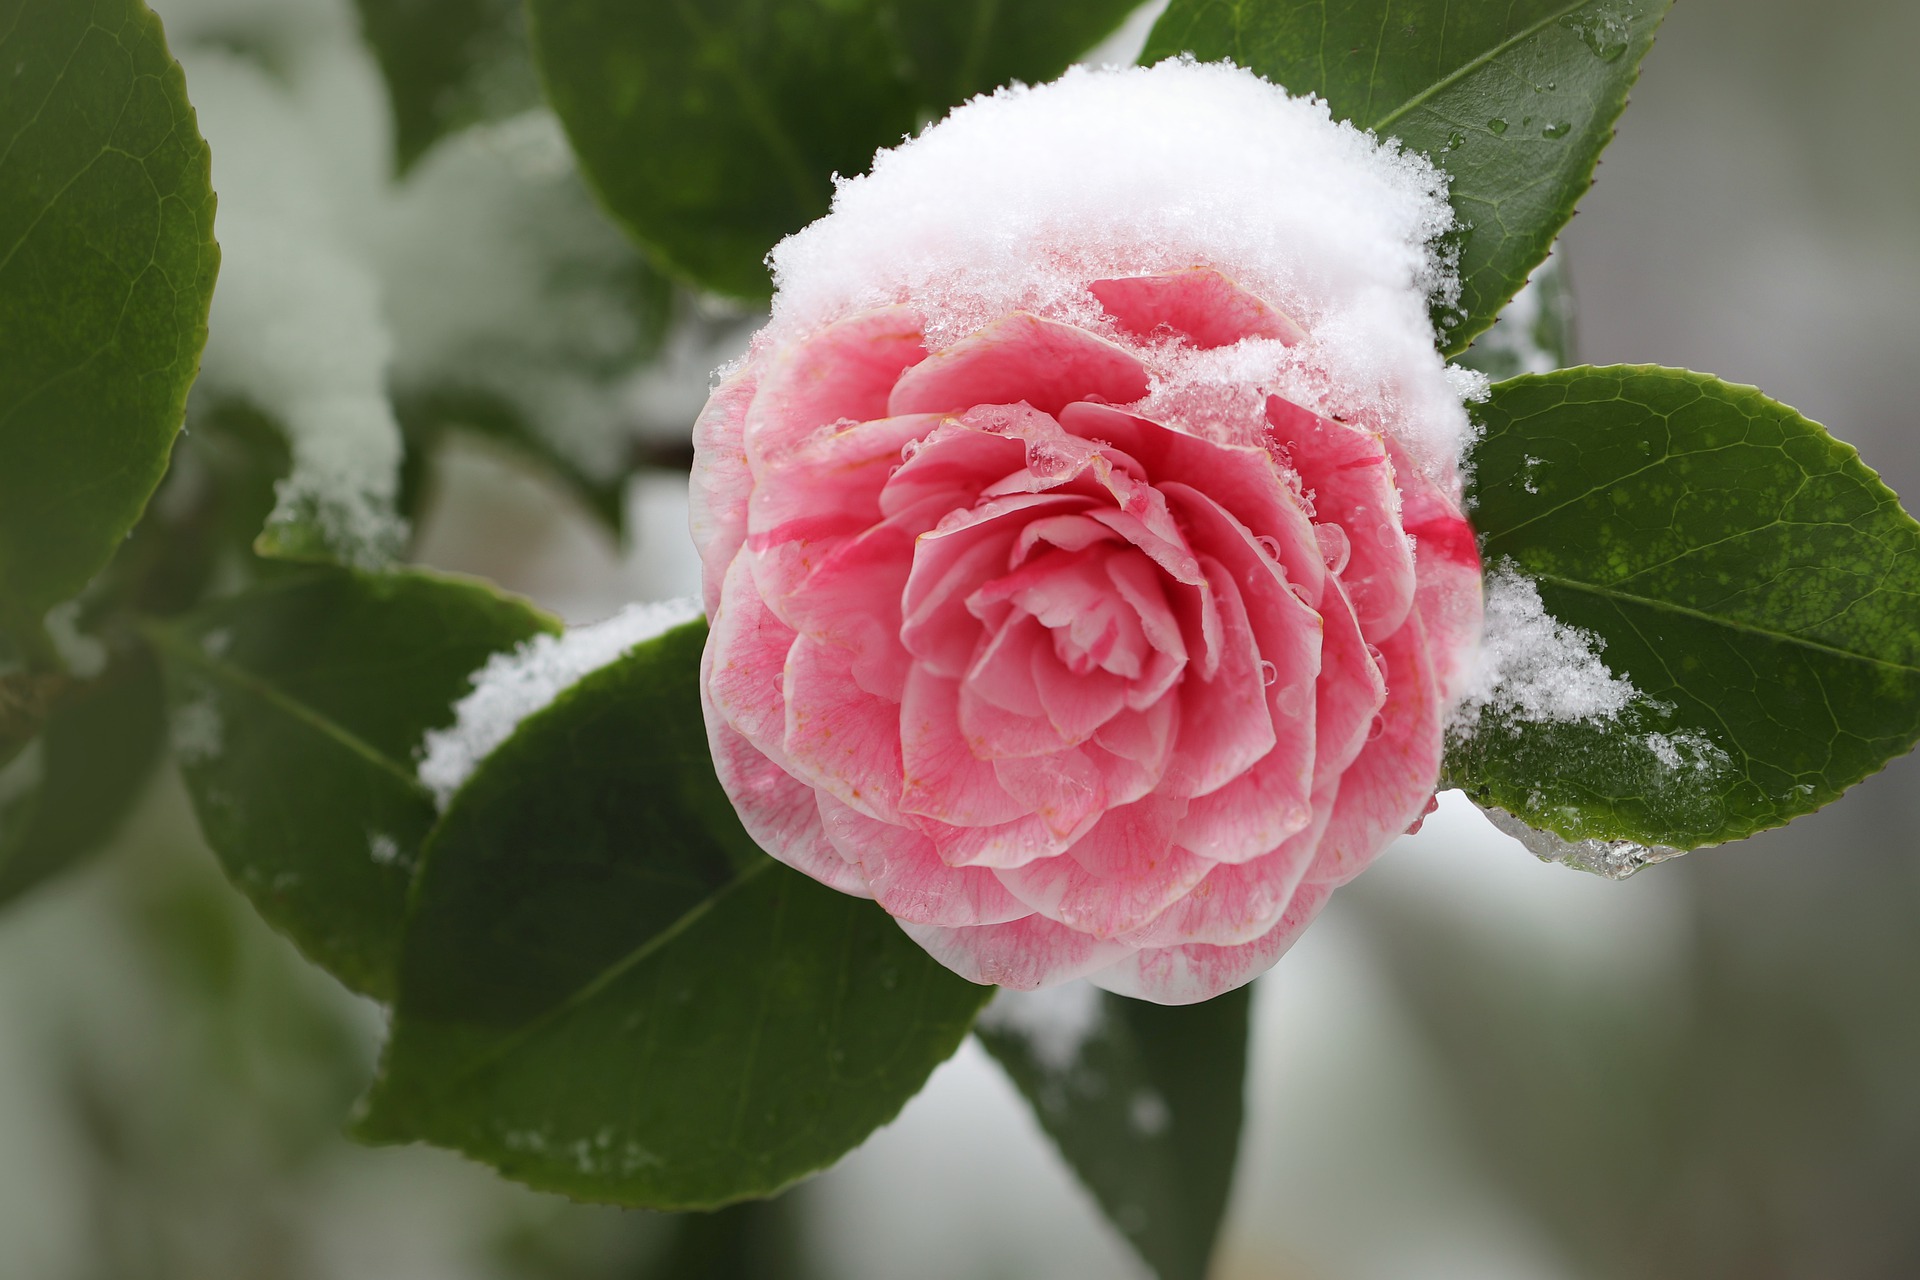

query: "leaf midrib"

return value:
[1529, 571, 1920, 677]
[442, 855, 778, 1087]
[1371, 0, 1594, 132]
[150, 627, 432, 795]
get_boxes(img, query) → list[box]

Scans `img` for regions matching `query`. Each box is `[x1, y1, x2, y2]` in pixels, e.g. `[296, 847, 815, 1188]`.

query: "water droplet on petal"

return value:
[1259, 659, 1278, 687]
[1314, 523, 1351, 575]
[1365, 642, 1388, 682]
[1256, 534, 1283, 562]
[1275, 684, 1306, 718]
[1368, 714, 1386, 742]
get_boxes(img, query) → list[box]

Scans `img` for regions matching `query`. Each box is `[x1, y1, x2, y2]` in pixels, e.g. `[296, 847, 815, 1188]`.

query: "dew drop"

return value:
[1367, 714, 1386, 742]
[1365, 642, 1388, 681]
[1275, 684, 1306, 718]
[1256, 534, 1284, 563]
[1543, 120, 1573, 140]
[1487, 117, 1510, 136]
[1314, 523, 1351, 575]
[1444, 129, 1466, 151]
[1259, 659, 1278, 687]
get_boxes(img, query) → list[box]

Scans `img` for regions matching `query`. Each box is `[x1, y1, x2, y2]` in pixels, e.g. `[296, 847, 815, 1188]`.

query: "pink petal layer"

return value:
[782, 635, 906, 823]
[705, 553, 797, 758]
[1387, 439, 1483, 708]
[816, 795, 1028, 927]
[1089, 882, 1331, 1005]
[689, 366, 758, 614]
[1306, 610, 1442, 887]
[1089, 267, 1307, 348]
[745, 307, 927, 475]
[995, 798, 1202, 937]
[1267, 396, 1416, 638]
[888, 313, 1150, 418]
[902, 914, 1132, 991]
[706, 717, 870, 898]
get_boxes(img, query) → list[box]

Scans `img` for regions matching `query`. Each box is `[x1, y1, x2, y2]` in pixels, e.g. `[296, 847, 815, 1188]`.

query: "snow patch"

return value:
[416, 599, 702, 809]
[978, 981, 1106, 1074]
[1455, 564, 1636, 729]
[768, 59, 1469, 473]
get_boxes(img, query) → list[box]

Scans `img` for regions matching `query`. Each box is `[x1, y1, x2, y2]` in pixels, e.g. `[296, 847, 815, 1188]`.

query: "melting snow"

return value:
[978, 981, 1107, 1074]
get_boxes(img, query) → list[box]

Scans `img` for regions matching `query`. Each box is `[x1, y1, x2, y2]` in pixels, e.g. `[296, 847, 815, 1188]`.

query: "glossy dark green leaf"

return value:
[358, 620, 991, 1207]
[351, 0, 542, 171]
[152, 568, 556, 998]
[1142, 0, 1667, 354]
[0, 644, 166, 908]
[0, 0, 219, 638]
[1451, 367, 1920, 851]
[978, 986, 1248, 1280]
[525, 0, 1139, 298]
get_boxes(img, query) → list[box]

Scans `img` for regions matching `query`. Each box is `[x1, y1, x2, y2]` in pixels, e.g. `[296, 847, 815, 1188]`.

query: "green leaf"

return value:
[1142, 0, 1668, 354]
[0, 0, 219, 637]
[1451, 367, 1920, 852]
[525, 0, 1140, 298]
[152, 568, 556, 998]
[978, 987, 1248, 1280]
[0, 644, 166, 908]
[358, 619, 992, 1207]
[351, 0, 542, 172]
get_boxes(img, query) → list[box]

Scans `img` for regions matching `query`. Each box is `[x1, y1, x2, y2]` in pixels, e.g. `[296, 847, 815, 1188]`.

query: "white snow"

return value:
[1455, 563, 1637, 729]
[768, 59, 1469, 473]
[416, 599, 702, 809]
[977, 981, 1106, 1074]
[41, 603, 107, 680]
[176, 42, 407, 566]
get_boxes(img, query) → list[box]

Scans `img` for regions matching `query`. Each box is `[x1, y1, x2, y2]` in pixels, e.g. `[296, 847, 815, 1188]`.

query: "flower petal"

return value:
[1306, 609, 1441, 887]
[888, 313, 1150, 417]
[901, 914, 1131, 991]
[1088, 881, 1331, 1005]
[816, 795, 1027, 927]
[1089, 266, 1307, 348]
[1161, 558, 1278, 798]
[1266, 396, 1416, 639]
[706, 716, 870, 897]
[689, 365, 758, 614]
[745, 307, 927, 475]
[782, 634, 906, 823]
[995, 797, 1202, 937]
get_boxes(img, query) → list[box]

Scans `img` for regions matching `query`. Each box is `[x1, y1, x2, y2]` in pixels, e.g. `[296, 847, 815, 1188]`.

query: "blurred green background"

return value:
[2, 0, 1916, 1277]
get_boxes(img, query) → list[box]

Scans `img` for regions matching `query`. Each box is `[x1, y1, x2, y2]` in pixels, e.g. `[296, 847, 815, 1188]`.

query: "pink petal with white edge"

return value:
[1089, 266, 1308, 349]
[704, 553, 797, 759]
[901, 914, 1131, 991]
[1058, 401, 1324, 609]
[1386, 438, 1483, 708]
[706, 716, 870, 898]
[1306, 610, 1442, 887]
[768, 518, 917, 699]
[1089, 882, 1332, 1005]
[782, 635, 907, 824]
[1267, 396, 1416, 638]
[917, 809, 1084, 869]
[748, 413, 938, 542]
[1134, 778, 1334, 948]
[689, 366, 757, 614]
[1312, 576, 1387, 785]
[899, 667, 1027, 829]
[743, 307, 926, 476]
[816, 795, 1028, 927]
[887, 313, 1151, 418]
[996, 797, 1202, 937]
[1161, 560, 1278, 799]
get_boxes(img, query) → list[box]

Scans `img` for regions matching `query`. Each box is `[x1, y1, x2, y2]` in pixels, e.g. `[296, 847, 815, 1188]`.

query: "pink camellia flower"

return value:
[691, 62, 1483, 1004]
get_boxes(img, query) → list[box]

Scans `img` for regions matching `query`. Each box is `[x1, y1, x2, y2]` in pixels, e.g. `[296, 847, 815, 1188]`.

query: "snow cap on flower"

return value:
[768, 58, 1471, 473]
